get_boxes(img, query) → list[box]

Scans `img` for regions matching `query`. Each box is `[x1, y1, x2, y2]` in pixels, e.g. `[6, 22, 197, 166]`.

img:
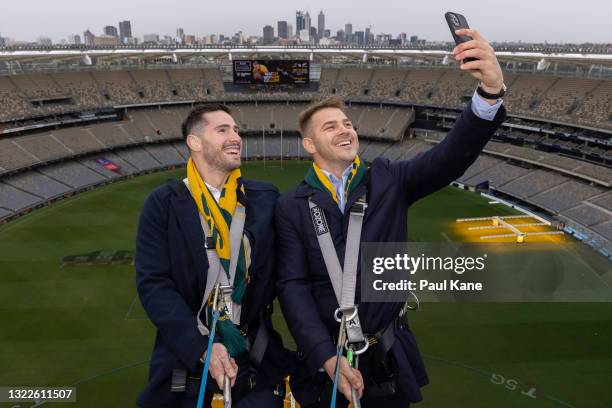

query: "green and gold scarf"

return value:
[304, 155, 366, 204]
[187, 157, 249, 357]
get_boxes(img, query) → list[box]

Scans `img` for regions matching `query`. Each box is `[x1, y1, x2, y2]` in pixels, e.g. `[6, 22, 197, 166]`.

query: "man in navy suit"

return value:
[276, 28, 507, 407]
[136, 104, 295, 407]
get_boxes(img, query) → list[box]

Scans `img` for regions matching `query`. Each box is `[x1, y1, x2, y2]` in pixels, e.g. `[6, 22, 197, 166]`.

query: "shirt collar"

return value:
[321, 162, 353, 186]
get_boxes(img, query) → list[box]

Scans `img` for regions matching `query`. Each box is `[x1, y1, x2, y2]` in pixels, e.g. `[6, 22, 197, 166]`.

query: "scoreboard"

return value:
[233, 60, 309, 85]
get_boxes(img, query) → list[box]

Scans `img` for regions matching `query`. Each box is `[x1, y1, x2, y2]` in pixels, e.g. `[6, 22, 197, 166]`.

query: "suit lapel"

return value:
[170, 186, 208, 294]
[296, 182, 343, 221]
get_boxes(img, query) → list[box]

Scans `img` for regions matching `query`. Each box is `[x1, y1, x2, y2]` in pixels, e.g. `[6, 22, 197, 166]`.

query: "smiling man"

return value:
[135, 104, 295, 407]
[276, 29, 507, 407]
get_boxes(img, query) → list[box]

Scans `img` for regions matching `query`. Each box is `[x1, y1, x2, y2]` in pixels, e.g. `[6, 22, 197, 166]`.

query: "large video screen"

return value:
[233, 60, 310, 85]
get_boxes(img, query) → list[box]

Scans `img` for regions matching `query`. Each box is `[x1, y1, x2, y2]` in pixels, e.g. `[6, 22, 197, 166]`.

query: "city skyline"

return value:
[1, 0, 611, 44]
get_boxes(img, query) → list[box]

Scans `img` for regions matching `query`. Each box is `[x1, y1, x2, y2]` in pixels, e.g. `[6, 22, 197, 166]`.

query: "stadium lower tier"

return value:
[0, 135, 610, 256]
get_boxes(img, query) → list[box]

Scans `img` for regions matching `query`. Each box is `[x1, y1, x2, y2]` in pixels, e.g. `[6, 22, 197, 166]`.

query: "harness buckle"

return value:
[349, 200, 368, 215]
[334, 306, 358, 323]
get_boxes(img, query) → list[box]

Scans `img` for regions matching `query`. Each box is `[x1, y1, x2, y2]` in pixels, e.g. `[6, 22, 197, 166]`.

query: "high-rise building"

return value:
[345, 23, 353, 43]
[278, 21, 288, 39]
[309, 27, 317, 42]
[176, 28, 185, 43]
[336, 30, 344, 43]
[83, 30, 95, 46]
[324, 29, 331, 38]
[119, 21, 132, 43]
[398, 33, 407, 45]
[67, 34, 81, 45]
[104, 25, 118, 38]
[299, 29, 310, 43]
[317, 11, 325, 41]
[143, 33, 160, 43]
[410, 35, 419, 44]
[304, 12, 311, 34]
[296, 11, 305, 33]
[184, 35, 196, 45]
[94, 35, 119, 46]
[355, 31, 365, 45]
[287, 24, 294, 39]
[365, 27, 371, 45]
[263, 25, 274, 45]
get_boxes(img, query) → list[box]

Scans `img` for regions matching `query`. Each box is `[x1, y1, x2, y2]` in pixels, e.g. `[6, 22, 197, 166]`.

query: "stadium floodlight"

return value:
[537, 57, 550, 71]
[83, 54, 92, 65]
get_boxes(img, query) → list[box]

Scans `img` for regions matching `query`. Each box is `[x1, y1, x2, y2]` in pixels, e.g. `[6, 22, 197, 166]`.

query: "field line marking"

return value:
[123, 294, 139, 321]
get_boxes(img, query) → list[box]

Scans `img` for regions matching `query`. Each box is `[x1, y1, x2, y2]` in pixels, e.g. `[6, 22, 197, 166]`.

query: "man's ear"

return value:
[302, 137, 317, 155]
[186, 134, 201, 152]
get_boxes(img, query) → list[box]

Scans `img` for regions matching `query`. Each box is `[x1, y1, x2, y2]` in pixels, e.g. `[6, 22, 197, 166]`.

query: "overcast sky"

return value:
[1, 0, 610, 44]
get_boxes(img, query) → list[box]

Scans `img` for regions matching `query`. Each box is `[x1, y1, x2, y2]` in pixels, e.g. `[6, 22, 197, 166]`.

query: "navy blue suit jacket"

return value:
[136, 178, 294, 407]
[275, 103, 507, 403]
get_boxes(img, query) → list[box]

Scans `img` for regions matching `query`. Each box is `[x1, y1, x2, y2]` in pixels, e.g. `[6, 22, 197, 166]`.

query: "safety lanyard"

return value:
[308, 196, 369, 354]
[196, 205, 246, 336]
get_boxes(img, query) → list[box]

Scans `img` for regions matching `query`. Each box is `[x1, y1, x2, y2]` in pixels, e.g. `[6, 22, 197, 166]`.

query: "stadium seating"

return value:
[1, 66, 610, 129]
[2, 171, 72, 199]
[0, 65, 610, 252]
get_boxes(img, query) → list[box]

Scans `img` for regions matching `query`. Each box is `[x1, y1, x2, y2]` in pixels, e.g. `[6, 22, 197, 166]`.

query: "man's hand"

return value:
[323, 355, 364, 404]
[202, 343, 238, 389]
[453, 29, 504, 103]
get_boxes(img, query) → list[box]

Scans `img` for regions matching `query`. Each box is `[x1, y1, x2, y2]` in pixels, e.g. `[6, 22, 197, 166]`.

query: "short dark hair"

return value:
[298, 96, 346, 137]
[181, 104, 232, 140]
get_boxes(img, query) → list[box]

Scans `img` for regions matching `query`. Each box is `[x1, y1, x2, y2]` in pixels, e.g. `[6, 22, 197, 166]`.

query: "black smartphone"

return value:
[445, 11, 478, 63]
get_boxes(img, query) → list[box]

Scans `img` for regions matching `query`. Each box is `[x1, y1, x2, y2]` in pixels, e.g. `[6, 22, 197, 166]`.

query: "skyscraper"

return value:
[67, 34, 81, 45]
[336, 30, 345, 43]
[119, 21, 132, 44]
[176, 28, 185, 43]
[345, 23, 353, 44]
[304, 12, 311, 34]
[296, 11, 305, 33]
[317, 11, 325, 41]
[83, 30, 95, 46]
[278, 21, 288, 39]
[263, 25, 274, 45]
[104, 26, 118, 38]
[355, 31, 365, 45]
[365, 27, 371, 45]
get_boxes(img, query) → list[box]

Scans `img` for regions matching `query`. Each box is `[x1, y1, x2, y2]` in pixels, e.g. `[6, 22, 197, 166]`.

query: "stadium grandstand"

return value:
[0, 43, 610, 259]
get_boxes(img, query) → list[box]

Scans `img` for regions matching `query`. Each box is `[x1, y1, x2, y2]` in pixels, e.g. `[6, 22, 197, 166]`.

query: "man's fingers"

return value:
[460, 59, 486, 72]
[455, 28, 485, 42]
[453, 40, 491, 56]
[341, 363, 363, 390]
[456, 48, 488, 62]
[220, 355, 237, 380]
[214, 371, 225, 389]
[352, 368, 364, 396]
[338, 376, 354, 404]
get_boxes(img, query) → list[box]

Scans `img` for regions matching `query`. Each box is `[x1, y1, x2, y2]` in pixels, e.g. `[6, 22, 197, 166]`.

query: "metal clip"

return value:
[334, 306, 358, 323]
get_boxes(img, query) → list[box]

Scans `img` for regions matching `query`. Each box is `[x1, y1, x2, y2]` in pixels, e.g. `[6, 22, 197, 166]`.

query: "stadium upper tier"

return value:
[0, 65, 610, 130]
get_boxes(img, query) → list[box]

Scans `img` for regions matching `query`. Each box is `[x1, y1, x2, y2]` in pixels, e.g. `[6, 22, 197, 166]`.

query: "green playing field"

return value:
[0, 160, 610, 407]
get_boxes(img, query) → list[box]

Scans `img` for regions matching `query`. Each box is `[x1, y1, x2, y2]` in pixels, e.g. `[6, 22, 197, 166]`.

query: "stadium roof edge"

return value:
[1, 47, 612, 66]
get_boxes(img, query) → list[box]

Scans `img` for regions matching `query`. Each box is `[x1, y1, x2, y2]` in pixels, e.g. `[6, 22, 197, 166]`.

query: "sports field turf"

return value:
[0, 160, 610, 407]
